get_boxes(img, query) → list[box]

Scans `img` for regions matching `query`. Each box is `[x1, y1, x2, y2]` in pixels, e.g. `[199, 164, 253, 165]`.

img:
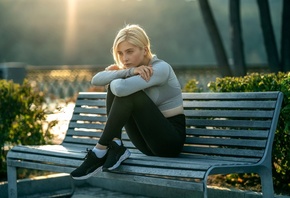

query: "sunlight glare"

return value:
[64, 0, 77, 60]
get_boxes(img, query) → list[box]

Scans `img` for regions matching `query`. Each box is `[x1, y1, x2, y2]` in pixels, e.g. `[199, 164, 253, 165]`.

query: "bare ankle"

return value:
[96, 143, 107, 150]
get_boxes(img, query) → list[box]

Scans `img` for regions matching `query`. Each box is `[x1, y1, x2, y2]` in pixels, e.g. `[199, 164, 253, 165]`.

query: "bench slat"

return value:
[63, 136, 99, 145]
[186, 128, 269, 138]
[61, 142, 95, 149]
[70, 115, 107, 122]
[183, 100, 276, 109]
[75, 100, 106, 106]
[182, 91, 280, 99]
[128, 153, 246, 164]
[184, 109, 274, 118]
[182, 146, 264, 158]
[97, 172, 204, 192]
[179, 153, 258, 163]
[122, 156, 249, 170]
[68, 122, 106, 130]
[9, 145, 85, 158]
[186, 119, 272, 129]
[186, 137, 267, 148]
[8, 152, 83, 166]
[113, 165, 205, 179]
[73, 107, 107, 115]
[8, 160, 76, 173]
[66, 130, 103, 137]
[77, 92, 107, 99]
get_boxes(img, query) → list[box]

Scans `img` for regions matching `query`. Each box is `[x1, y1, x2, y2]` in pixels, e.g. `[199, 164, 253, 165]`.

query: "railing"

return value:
[25, 64, 268, 99]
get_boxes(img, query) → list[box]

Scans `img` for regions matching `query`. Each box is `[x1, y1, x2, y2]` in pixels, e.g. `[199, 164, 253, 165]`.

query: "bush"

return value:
[184, 72, 290, 194]
[182, 79, 202, 92]
[0, 79, 57, 178]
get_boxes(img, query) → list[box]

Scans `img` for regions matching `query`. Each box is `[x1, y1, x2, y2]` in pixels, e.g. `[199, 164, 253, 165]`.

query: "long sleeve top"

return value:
[91, 55, 184, 117]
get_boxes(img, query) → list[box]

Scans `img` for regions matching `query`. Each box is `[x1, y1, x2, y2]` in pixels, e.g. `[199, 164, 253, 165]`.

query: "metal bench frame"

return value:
[7, 91, 283, 198]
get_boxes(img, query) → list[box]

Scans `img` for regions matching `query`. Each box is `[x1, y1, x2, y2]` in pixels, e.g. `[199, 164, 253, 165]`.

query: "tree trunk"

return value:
[230, 0, 246, 76]
[198, 0, 232, 77]
[281, 0, 290, 72]
[257, 0, 281, 72]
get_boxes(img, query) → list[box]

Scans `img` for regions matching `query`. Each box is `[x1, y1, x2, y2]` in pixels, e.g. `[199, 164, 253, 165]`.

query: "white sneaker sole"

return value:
[71, 166, 102, 180]
[107, 149, 131, 171]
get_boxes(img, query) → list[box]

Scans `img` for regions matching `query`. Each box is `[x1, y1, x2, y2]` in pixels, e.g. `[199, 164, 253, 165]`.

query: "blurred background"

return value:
[0, 0, 283, 97]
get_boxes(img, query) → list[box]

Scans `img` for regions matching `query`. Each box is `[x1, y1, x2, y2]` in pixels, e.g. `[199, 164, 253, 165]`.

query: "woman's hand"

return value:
[105, 64, 120, 71]
[133, 65, 153, 82]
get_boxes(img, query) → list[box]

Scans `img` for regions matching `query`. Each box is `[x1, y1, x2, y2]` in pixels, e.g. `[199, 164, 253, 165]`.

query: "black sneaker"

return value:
[102, 141, 131, 171]
[70, 149, 106, 180]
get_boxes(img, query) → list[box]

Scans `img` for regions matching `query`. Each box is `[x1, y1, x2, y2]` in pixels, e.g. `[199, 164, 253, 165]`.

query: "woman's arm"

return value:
[110, 63, 170, 97]
[91, 67, 134, 86]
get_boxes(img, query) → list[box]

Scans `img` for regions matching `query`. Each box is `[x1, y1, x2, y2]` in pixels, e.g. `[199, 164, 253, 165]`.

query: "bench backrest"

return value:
[63, 91, 283, 163]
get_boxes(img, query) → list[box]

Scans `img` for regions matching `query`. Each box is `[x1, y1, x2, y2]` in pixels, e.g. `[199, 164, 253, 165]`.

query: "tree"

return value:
[281, 0, 290, 72]
[257, 0, 282, 72]
[229, 0, 246, 76]
[198, 0, 232, 77]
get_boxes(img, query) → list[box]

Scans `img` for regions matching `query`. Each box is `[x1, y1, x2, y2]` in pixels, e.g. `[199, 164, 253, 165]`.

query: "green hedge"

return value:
[184, 72, 290, 194]
[0, 79, 57, 178]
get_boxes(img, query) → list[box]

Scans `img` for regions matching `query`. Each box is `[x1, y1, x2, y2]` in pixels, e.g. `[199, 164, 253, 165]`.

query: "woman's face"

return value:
[117, 41, 146, 68]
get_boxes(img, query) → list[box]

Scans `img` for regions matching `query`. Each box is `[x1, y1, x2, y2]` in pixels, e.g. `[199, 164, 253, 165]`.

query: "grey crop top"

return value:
[91, 55, 184, 117]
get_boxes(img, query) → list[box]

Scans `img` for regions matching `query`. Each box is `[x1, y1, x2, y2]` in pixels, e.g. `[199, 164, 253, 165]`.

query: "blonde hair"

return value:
[112, 24, 153, 67]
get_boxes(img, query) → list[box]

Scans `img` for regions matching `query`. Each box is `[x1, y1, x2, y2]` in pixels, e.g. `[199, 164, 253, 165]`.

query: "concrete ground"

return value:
[72, 185, 150, 198]
[1, 174, 151, 198]
[1, 174, 289, 198]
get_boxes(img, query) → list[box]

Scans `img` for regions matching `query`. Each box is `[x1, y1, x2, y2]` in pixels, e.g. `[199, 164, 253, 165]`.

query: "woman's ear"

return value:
[143, 47, 148, 55]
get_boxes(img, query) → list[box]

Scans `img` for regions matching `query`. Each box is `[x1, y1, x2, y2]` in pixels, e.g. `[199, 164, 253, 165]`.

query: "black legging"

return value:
[98, 86, 186, 157]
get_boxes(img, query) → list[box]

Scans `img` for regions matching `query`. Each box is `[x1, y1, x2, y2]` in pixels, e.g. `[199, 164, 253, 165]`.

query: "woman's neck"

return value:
[142, 57, 152, 66]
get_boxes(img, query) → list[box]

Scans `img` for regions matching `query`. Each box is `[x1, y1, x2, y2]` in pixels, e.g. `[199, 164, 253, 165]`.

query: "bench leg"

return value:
[69, 177, 76, 197]
[259, 168, 274, 198]
[7, 165, 18, 198]
[203, 180, 208, 198]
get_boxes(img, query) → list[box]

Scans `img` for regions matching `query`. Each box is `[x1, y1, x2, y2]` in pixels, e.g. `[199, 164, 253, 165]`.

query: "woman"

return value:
[71, 24, 186, 180]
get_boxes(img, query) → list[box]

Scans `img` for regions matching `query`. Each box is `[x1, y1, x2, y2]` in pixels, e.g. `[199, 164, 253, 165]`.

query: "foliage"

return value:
[200, 72, 289, 194]
[182, 79, 202, 92]
[0, 79, 57, 178]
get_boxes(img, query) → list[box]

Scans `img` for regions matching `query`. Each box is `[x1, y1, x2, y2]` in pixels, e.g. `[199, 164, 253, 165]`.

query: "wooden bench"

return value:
[7, 91, 283, 198]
